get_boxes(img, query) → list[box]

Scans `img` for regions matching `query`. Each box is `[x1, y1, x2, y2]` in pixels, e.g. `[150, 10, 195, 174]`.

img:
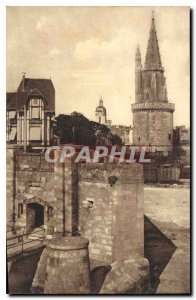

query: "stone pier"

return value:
[78, 163, 144, 265]
[53, 157, 78, 236]
[44, 237, 90, 294]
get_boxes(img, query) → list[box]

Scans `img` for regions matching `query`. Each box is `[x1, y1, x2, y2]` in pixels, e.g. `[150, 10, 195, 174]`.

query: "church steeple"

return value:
[99, 96, 103, 107]
[145, 12, 162, 69]
[95, 96, 107, 124]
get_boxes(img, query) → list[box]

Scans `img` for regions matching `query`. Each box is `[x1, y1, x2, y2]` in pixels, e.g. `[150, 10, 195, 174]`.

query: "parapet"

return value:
[79, 162, 143, 184]
[132, 102, 175, 113]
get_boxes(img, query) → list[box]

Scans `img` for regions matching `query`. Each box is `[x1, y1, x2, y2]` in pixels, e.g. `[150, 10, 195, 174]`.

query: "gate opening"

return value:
[26, 203, 44, 233]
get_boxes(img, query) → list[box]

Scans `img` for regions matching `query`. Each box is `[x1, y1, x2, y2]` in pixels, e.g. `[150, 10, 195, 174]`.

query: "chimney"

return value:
[22, 72, 26, 92]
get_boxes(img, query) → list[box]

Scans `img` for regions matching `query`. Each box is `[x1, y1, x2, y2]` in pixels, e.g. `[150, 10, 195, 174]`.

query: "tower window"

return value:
[168, 134, 171, 140]
[18, 203, 23, 218]
[138, 137, 140, 141]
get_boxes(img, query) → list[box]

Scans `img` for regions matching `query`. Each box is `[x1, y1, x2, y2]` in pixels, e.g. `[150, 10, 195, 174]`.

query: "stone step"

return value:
[28, 227, 45, 241]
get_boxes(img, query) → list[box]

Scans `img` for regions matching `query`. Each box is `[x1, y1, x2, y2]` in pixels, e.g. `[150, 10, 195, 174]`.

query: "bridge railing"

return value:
[6, 226, 45, 259]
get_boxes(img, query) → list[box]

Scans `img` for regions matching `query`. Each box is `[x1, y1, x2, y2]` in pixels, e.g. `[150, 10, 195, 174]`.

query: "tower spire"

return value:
[145, 12, 162, 69]
[135, 45, 141, 69]
[99, 96, 103, 106]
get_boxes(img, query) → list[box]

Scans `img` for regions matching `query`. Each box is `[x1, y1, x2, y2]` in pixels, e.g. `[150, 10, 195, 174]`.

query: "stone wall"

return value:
[31, 158, 149, 294]
[132, 102, 174, 154]
[7, 148, 150, 294]
[7, 148, 55, 233]
[7, 148, 15, 228]
[78, 163, 144, 264]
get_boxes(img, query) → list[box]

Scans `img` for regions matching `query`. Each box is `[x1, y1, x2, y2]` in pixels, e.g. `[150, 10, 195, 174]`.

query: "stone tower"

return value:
[95, 97, 107, 124]
[132, 14, 175, 155]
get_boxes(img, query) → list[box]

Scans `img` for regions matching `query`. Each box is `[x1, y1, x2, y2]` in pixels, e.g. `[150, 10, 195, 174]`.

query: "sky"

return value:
[6, 6, 190, 127]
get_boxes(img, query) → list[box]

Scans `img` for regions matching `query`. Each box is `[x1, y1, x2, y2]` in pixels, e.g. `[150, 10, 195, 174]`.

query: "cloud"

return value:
[7, 7, 190, 127]
[49, 48, 62, 58]
[36, 16, 48, 31]
[73, 27, 139, 75]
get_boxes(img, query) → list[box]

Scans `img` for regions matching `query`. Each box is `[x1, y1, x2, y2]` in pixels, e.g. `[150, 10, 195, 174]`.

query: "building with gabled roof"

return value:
[6, 74, 55, 149]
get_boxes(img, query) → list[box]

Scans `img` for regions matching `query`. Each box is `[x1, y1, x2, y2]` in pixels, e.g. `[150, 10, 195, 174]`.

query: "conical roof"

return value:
[145, 14, 162, 69]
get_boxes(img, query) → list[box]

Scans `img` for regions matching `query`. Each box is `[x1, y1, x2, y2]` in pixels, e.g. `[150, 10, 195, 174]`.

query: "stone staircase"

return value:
[28, 226, 45, 241]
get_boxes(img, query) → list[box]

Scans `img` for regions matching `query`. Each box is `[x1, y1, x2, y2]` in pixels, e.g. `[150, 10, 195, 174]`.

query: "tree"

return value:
[54, 113, 123, 146]
[111, 134, 123, 145]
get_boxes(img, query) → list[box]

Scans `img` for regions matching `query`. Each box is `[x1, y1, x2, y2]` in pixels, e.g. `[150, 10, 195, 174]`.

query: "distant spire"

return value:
[99, 96, 103, 106]
[145, 12, 162, 69]
[135, 45, 141, 67]
[22, 72, 26, 92]
[136, 45, 141, 58]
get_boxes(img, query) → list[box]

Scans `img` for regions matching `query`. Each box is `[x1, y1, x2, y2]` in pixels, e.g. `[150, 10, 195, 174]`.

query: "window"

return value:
[28, 98, 43, 119]
[138, 137, 140, 141]
[9, 127, 17, 141]
[168, 134, 171, 140]
[47, 206, 53, 221]
[31, 107, 40, 119]
[33, 99, 38, 105]
[18, 204, 23, 218]
[9, 111, 16, 119]
[30, 126, 41, 141]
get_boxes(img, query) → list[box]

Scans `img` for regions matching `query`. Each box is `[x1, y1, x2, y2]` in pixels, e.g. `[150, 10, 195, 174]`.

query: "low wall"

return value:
[144, 164, 180, 183]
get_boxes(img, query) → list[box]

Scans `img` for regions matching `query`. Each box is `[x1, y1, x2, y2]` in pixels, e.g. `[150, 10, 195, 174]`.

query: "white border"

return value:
[1, 0, 193, 299]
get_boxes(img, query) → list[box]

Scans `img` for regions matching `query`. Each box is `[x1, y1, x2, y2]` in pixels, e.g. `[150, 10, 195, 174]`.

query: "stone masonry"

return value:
[7, 147, 150, 294]
[132, 15, 175, 155]
[78, 163, 144, 265]
[44, 237, 90, 294]
[7, 148, 15, 228]
[7, 147, 55, 233]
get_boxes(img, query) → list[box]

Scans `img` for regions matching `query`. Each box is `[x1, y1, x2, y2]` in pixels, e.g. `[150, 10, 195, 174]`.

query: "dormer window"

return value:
[31, 107, 40, 119]
[28, 98, 44, 120]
